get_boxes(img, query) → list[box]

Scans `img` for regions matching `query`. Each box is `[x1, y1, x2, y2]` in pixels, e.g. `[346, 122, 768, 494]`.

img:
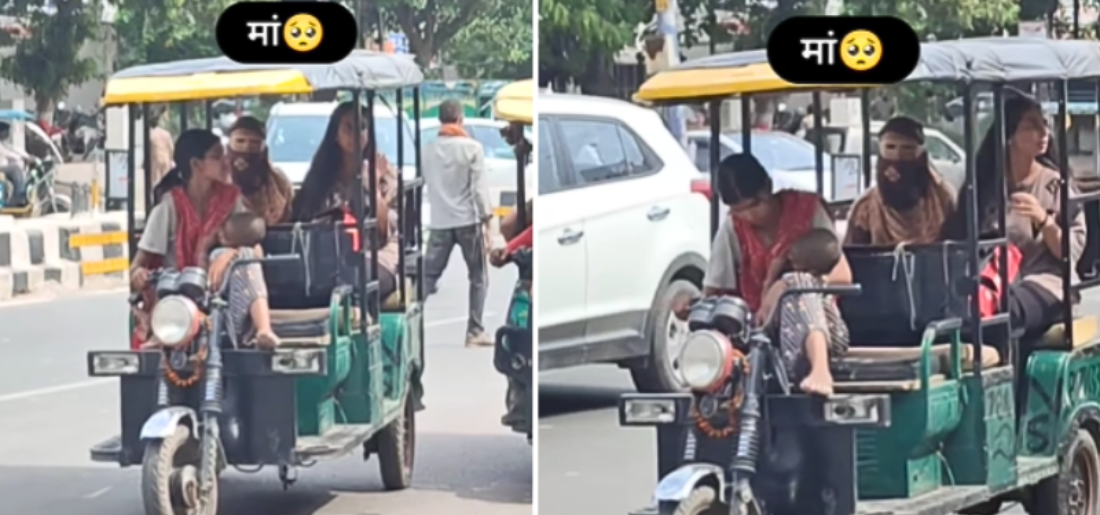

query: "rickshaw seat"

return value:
[382, 278, 415, 311]
[270, 307, 363, 347]
[834, 374, 947, 393]
[1036, 314, 1099, 349]
[830, 343, 1001, 382]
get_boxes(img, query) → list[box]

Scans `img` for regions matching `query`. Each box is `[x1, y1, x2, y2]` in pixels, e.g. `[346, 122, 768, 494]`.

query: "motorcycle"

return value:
[0, 156, 72, 216]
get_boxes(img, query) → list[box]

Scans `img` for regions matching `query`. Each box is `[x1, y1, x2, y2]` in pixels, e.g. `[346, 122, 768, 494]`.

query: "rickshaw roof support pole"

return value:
[962, 84, 984, 375]
[708, 100, 721, 239]
[366, 89, 381, 322]
[179, 103, 189, 132]
[860, 90, 873, 188]
[992, 84, 1015, 368]
[142, 104, 153, 213]
[204, 101, 214, 131]
[349, 89, 374, 329]
[740, 96, 752, 153]
[396, 88, 406, 307]
[127, 106, 137, 258]
[1056, 80, 1074, 348]
[812, 92, 825, 196]
[413, 88, 425, 303]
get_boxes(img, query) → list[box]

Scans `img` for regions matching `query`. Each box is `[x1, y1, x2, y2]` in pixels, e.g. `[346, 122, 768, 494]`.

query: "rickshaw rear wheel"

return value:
[1027, 428, 1100, 515]
[141, 424, 217, 515]
[670, 485, 729, 515]
[377, 390, 416, 490]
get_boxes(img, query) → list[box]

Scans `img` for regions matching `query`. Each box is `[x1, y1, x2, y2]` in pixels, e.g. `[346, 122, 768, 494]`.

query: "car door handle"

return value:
[647, 206, 671, 221]
[557, 229, 584, 245]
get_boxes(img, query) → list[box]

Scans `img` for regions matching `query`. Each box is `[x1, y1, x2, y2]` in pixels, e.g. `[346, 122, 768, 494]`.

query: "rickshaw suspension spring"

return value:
[731, 348, 768, 474]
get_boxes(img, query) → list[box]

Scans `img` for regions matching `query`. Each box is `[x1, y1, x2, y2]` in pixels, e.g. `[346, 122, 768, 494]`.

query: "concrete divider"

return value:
[0, 211, 131, 299]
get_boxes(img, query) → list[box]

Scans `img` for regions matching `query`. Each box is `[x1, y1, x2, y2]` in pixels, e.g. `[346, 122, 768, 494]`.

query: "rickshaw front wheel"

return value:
[670, 485, 729, 515]
[377, 389, 416, 490]
[141, 424, 218, 515]
[1028, 427, 1100, 515]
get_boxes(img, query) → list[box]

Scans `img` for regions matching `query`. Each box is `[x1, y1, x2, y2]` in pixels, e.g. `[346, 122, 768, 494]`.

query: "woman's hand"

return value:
[489, 248, 509, 268]
[131, 267, 150, 291]
[756, 280, 788, 326]
[1011, 192, 1048, 226]
[207, 249, 239, 290]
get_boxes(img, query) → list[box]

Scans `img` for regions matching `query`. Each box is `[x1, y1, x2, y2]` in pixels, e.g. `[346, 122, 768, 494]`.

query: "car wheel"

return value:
[630, 278, 699, 393]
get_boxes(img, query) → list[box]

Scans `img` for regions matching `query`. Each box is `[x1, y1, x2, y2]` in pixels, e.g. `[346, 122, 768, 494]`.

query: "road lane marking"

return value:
[0, 378, 113, 403]
[0, 311, 499, 404]
[83, 487, 111, 499]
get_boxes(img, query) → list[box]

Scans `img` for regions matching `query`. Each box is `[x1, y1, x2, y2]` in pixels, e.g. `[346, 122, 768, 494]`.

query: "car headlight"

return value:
[150, 296, 202, 347]
[679, 330, 735, 392]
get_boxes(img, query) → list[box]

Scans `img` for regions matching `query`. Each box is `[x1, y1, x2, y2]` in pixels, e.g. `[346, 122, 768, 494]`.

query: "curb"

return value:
[0, 212, 130, 300]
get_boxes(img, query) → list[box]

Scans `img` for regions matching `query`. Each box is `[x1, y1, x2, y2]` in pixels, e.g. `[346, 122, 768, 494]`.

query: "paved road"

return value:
[0, 253, 531, 515]
[535, 289, 1100, 515]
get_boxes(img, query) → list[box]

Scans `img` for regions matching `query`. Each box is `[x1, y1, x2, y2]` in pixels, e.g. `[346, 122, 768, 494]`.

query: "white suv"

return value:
[538, 94, 711, 392]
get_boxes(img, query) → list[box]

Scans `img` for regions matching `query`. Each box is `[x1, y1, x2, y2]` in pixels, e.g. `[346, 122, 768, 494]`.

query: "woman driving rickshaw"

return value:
[620, 38, 1100, 515]
[85, 51, 428, 515]
[488, 79, 533, 442]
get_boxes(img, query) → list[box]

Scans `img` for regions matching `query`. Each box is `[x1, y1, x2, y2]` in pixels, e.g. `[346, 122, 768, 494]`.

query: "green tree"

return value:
[0, 0, 99, 123]
[370, 0, 503, 68]
[538, 0, 650, 93]
[112, 0, 236, 69]
[443, 0, 532, 79]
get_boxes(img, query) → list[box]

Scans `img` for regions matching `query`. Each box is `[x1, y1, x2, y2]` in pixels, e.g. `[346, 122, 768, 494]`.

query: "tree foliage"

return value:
[443, 0, 532, 79]
[369, 0, 502, 68]
[0, 0, 99, 121]
[538, 0, 650, 90]
[112, 0, 237, 69]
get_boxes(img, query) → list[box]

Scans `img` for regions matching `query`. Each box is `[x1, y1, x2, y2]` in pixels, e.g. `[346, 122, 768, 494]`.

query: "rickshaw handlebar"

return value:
[764, 284, 862, 329]
[129, 254, 301, 304]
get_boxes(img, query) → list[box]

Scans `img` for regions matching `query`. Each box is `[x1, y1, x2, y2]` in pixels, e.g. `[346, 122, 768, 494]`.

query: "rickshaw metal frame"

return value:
[622, 38, 1100, 515]
[87, 52, 428, 478]
[491, 79, 533, 439]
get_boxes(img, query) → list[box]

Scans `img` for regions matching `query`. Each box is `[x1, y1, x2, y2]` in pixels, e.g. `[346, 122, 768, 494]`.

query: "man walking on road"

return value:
[422, 100, 494, 347]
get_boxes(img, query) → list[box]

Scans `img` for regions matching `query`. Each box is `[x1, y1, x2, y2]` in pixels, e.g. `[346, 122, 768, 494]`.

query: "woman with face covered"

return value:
[845, 117, 956, 246]
[226, 116, 294, 225]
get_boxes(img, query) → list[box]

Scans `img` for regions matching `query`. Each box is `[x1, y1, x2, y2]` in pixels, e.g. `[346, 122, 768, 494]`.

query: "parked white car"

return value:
[685, 130, 852, 201]
[804, 121, 966, 191]
[419, 118, 532, 217]
[539, 94, 711, 392]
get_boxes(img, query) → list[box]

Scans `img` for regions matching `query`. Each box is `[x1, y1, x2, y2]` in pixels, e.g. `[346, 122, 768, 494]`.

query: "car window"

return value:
[559, 119, 637, 185]
[468, 125, 515, 160]
[268, 114, 416, 166]
[538, 119, 563, 194]
[925, 136, 960, 162]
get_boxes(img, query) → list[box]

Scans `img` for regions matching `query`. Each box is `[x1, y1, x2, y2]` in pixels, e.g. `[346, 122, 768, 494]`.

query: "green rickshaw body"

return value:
[620, 38, 1100, 515]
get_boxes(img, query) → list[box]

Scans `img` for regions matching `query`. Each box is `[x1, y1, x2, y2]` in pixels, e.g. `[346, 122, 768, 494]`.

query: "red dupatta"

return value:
[732, 190, 821, 310]
[171, 184, 240, 268]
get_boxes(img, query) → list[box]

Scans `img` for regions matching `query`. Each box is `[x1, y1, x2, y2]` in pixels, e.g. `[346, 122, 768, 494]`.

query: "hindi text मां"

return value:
[801, 31, 838, 66]
[248, 15, 283, 47]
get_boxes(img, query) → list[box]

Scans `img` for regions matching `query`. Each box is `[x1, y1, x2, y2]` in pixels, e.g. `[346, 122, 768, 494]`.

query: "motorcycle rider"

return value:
[0, 121, 34, 206]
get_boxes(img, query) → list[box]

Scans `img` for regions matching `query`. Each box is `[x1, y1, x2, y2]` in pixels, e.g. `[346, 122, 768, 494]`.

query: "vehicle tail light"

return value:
[691, 178, 712, 201]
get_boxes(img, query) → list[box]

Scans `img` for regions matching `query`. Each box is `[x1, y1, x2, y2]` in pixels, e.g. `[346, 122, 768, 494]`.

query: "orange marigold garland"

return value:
[692, 353, 750, 438]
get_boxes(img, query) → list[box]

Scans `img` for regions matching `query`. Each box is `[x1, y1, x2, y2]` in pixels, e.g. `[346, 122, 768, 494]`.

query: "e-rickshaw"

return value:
[620, 38, 1100, 515]
[84, 51, 428, 515]
[491, 79, 533, 442]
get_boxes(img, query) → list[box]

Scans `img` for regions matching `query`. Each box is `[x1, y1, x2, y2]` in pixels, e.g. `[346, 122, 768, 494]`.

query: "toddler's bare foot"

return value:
[800, 369, 834, 396]
[255, 330, 280, 349]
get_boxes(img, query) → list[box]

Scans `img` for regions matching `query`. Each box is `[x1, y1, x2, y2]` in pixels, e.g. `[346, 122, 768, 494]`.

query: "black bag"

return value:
[261, 222, 361, 309]
[840, 243, 974, 346]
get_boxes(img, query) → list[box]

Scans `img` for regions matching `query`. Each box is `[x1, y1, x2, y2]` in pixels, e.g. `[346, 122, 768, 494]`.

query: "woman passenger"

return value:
[846, 117, 956, 246]
[289, 102, 400, 301]
[131, 129, 278, 348]
[703, 154, 852, 395]
[946, 95, 1087, 343]
[225, 116, 295, 225]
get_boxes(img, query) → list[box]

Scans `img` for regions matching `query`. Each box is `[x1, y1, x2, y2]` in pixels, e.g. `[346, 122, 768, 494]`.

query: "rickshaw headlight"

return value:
[150, 296, 201, 347]
[679, 330, 735, 392]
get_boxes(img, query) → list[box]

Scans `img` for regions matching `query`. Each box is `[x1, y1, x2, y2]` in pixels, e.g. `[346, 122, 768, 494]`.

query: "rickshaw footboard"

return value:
[89, 435, 122, 463]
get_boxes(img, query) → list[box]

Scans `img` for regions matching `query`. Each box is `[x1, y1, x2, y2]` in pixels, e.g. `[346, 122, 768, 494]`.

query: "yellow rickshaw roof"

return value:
[103, 51, 424, 106]
[637, 38, 1100, 103]
[494, 79, 533, 125]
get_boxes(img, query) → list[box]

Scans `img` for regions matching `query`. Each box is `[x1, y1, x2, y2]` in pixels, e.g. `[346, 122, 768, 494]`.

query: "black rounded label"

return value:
[766, 16, 920, 85]
[216, 2, 357, 64]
